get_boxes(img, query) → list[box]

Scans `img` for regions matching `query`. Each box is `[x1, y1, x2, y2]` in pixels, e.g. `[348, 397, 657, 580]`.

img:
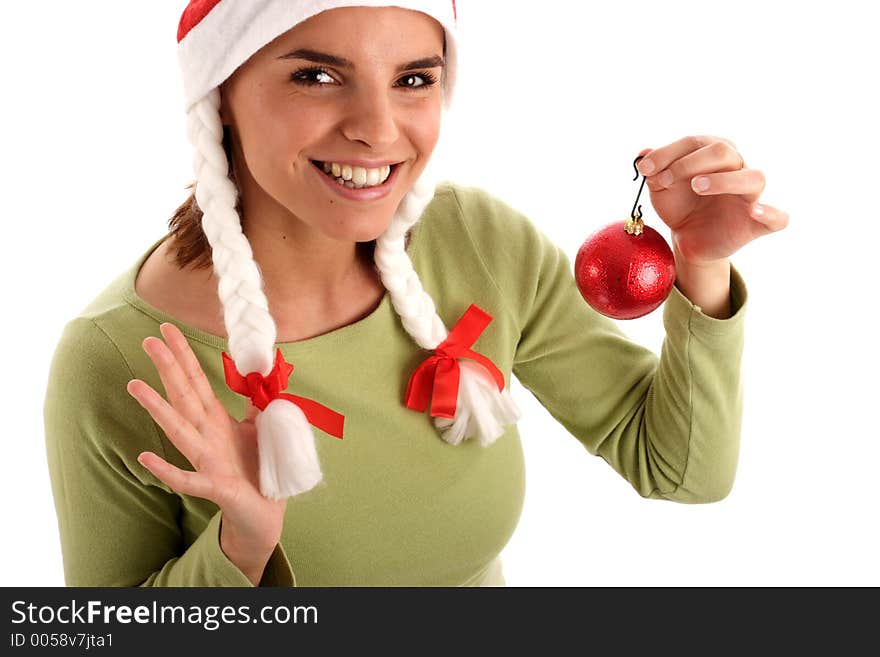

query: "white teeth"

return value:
[319, 161, 393, 188]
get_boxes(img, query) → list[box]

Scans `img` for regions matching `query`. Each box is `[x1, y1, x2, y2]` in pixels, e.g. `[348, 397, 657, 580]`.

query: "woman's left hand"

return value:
[635, 135, 789, 265]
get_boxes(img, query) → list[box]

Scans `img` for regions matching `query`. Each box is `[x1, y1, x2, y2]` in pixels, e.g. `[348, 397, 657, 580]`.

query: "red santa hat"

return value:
[175, 0, 520, 500]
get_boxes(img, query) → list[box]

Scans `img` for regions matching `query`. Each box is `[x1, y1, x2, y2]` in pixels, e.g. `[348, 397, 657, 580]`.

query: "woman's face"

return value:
[219, 6, 446, 243]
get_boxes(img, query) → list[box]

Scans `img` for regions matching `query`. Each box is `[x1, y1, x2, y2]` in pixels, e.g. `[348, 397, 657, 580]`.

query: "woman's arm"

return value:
[452, 185, 747, 503]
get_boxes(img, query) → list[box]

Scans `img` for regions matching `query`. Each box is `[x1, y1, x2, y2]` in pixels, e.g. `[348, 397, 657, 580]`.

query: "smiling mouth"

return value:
[310, 160, 400, 188]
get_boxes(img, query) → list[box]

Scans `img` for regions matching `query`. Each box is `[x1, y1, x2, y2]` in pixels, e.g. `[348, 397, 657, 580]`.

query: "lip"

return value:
[315, 159, 401, 169]
[311, 159, 402, 202]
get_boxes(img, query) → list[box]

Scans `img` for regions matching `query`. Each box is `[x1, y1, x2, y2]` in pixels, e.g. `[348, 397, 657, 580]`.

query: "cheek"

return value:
[408, 102, 443, 153]
[238, 105, 318, 178]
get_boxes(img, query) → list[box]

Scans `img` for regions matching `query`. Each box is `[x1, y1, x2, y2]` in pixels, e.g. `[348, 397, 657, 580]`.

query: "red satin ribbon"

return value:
[222, 348, 344, 439]
[404, 304, 505, 419]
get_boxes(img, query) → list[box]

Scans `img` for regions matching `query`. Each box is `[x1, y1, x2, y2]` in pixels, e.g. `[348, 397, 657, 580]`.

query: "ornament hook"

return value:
[631, 155, 648, 221]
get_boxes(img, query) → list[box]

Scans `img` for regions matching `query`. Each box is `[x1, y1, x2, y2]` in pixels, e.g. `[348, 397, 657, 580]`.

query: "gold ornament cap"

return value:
[624, 216, 644, 235]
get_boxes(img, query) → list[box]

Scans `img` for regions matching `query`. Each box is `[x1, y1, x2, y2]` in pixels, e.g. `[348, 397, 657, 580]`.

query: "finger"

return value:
[689, 168, 766, 202]
[127, 379, 205, 469]
[748, 203, 790, 232]
[137, 451, 215, 500]
[645, 141, 746, 192]
[637, 135, 739, 179]
[142, 330, 207, 431]
[158, 322, 226, 418]
[245, 398, 260, 423]
[633, 149, 653, 178]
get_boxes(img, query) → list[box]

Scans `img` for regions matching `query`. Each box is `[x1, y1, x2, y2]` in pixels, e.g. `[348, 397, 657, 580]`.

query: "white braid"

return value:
[186, 88, 322, 500]
[374, 164, 522, 447]
[184, 88, 521, 502]
[187, 89, 277, 376]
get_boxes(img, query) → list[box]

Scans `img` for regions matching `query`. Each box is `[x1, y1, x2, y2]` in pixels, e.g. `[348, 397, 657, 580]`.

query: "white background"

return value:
[2, 0, 878, 586]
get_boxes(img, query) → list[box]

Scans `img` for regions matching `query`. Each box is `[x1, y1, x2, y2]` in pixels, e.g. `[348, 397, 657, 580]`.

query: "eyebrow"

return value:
[277, 48, 445, 73]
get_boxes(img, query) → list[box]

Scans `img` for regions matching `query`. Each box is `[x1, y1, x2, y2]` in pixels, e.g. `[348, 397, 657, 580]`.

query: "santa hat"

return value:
[176, 0, 521, 500]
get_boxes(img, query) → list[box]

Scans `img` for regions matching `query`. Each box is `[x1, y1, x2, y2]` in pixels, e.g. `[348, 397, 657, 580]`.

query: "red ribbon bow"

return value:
[222, 348, 344, 439]
[404, 304, 505, 419]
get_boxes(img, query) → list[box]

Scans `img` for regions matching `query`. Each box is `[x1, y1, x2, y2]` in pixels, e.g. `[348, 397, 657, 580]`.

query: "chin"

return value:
[356, 227, 391, 243]
[332, 213, 396, 243]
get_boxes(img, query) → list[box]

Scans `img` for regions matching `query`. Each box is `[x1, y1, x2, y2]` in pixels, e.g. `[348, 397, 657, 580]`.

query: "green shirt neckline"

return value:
[120, 223, 422, 354]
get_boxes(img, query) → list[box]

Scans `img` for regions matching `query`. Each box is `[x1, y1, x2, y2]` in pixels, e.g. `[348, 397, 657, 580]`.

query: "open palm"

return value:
[126, 322, 286, 553]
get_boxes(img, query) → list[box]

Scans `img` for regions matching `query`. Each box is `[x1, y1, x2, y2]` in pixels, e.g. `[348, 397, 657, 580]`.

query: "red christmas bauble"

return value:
[574, 218, 676, 320]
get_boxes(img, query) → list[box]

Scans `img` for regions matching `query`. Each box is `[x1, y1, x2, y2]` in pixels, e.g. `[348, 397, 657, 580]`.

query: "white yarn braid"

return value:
[374, 164, 522, 447]
[187, 88, 322, 500]
[185, 86, 520, 504]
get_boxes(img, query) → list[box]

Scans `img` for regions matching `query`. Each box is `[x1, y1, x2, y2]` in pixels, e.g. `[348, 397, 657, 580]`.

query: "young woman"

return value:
[43, 0, 788, 587]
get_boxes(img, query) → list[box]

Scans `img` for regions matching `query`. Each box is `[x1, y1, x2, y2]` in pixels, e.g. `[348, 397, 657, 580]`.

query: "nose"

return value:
[340, 82, 400, 150]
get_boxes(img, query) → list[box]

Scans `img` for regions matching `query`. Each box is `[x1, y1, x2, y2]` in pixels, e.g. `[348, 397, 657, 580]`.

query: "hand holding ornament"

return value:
[576, 135, 789, 320]
[636, 135, 789, 265]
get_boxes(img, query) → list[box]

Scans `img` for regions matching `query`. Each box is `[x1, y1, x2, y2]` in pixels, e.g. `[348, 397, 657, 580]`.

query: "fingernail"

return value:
[658, 170, 674, 187]
[639, 158, 655, 175]
[692, 176, 710, 192]
[751, 203, 765, 218]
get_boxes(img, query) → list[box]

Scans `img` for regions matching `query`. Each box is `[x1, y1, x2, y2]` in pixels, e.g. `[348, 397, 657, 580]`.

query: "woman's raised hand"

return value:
[126, 322, 286, 580]
[635, 135, 789, 264]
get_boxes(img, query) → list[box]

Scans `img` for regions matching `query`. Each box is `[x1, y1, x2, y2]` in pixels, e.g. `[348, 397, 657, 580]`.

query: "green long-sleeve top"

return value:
[43, 181, 748, 587]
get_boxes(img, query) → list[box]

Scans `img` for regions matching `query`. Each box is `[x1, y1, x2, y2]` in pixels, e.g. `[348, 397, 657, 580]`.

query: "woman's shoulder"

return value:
[428, 180, 545, 245]
[43, 313, 159, 459]
[427, 180, 558, 268]
[417, 180, 566, 330]
[432, 179, 518, 214]
[45, 313, 145, 413]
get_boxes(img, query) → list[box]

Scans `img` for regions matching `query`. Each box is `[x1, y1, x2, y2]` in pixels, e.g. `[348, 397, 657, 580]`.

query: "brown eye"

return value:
[398, 72, 438, 89]
[290, 67, 336, 86]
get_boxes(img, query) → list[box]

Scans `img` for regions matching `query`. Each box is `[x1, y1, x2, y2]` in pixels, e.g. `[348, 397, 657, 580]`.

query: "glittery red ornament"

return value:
[574, 216, 676, 320]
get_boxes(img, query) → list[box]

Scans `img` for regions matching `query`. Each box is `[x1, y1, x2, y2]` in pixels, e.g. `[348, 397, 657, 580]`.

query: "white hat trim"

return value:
[178, 0, 458, 111]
